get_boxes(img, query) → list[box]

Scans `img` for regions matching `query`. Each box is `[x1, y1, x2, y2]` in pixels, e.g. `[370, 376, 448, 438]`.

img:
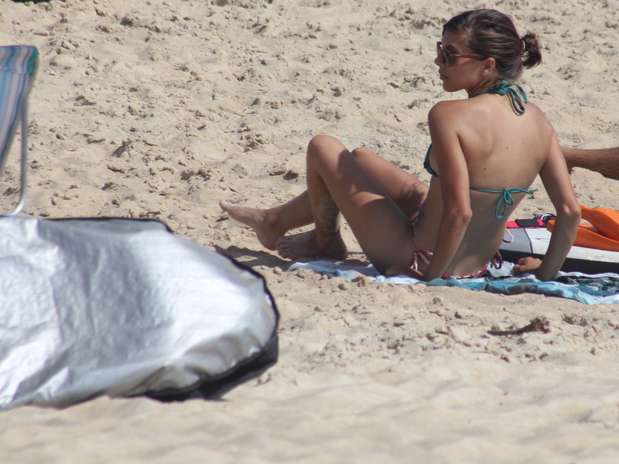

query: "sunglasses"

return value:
[436, 41, 484, 66]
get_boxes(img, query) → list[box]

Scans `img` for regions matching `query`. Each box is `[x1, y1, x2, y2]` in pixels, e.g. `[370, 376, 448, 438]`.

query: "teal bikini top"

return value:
[424, 80, 536, 220]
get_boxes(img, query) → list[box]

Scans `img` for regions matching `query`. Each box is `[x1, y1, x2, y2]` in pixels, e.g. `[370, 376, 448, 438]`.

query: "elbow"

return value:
[558, 202, 581, 224]
[571, 204, 582, 223]
[461, 208, 473, 224]
[445, 206, 473, 226]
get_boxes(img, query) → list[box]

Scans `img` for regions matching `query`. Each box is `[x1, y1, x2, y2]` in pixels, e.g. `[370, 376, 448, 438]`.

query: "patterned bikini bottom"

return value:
[408, 223, 502, 279]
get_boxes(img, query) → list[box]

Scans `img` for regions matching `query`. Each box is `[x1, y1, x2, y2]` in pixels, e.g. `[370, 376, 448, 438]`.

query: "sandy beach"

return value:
[1, 0, 618, 462]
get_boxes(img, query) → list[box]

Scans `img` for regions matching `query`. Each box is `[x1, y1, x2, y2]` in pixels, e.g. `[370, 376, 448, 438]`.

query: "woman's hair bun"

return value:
[522, 32, 542, 68]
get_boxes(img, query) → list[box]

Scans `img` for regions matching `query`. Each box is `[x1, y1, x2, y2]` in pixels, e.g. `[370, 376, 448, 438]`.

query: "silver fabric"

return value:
[0, 216, 277, 409]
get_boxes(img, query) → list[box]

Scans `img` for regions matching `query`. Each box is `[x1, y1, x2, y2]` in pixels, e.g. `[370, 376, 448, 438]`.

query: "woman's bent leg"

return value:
[562, 146, 619, 180]
[221, 143, 427, 256]
[278, 134, 416, 273]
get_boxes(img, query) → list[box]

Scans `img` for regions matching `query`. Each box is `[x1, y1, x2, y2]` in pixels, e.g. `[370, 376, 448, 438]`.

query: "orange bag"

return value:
[547, 205, 619, 251]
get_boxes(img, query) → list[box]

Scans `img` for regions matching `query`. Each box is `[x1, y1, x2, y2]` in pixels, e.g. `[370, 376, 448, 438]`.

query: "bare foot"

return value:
[219, 201, 283, 250]
[277, 229, 347, 260]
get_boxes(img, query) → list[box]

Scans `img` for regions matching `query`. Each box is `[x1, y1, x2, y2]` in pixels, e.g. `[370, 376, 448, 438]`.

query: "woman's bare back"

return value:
[414, 95, 554, 275]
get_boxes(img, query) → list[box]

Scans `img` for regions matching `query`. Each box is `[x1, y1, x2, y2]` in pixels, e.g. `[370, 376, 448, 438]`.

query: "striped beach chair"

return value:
[0, 45, 38, 215]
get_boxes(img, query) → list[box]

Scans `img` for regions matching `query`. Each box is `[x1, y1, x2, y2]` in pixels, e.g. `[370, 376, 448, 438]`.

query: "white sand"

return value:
[1, 0, 618, 462]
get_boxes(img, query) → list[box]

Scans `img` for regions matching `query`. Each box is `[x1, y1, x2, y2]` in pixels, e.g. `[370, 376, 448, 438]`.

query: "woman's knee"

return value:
[350, 147, 375, 161]
[308, 134, 339, 153]
[307, 134, 346, 164]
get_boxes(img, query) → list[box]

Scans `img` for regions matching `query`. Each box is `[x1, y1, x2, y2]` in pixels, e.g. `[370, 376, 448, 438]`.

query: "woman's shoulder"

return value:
[427, 99, 470, 125]
[429, 99, 469, 114]
[428, 99, 487, 132]
[431, 97, 552, 124]
[522, 102, 555, 134]
[429, 97, 495, 118]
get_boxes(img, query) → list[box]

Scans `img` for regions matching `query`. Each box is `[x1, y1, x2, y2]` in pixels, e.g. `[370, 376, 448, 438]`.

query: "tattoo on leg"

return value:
[276, 194, 347, 260]
[314, 196, 340, 244]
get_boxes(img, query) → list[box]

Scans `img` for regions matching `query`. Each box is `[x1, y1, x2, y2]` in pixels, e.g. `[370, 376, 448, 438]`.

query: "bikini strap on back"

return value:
[474, 187, 537, 220]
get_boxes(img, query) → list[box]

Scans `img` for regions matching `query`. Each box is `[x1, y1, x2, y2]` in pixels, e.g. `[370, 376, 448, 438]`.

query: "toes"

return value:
[279, 250, 292, 259]
[275, 237, 287, 251]
[275, 239, 291, 257]
[278, 247, 293, 259]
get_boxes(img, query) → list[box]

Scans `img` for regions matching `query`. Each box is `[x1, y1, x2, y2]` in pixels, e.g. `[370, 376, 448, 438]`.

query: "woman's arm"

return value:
[423, 103, 473, 280]
[537, 134, 581, 280]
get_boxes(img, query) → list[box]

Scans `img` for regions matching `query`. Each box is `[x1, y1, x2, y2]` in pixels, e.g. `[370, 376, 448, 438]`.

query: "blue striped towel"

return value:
[289, 260, 619, 305]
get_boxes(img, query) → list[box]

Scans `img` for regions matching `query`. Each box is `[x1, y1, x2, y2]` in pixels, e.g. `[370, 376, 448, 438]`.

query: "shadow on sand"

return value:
[215, 244, 369, 271]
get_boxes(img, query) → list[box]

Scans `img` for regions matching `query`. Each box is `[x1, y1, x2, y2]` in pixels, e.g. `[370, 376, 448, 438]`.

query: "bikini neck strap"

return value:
[479, 79, 528, 116]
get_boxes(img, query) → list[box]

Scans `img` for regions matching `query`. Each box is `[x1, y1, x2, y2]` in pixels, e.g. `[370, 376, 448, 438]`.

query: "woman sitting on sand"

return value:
[221, 8, 581, 281]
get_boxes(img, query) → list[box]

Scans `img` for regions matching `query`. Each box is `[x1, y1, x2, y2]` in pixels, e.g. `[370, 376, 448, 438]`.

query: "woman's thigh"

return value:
[307, 135, 416, 273]
[351, 147, 428, 217]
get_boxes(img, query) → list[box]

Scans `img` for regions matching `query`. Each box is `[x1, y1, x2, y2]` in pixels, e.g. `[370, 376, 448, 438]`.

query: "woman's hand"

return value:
[513, 256, 543, 275]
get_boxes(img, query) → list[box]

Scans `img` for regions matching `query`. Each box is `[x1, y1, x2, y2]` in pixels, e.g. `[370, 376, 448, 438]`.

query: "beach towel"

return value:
[0, 216, 279, 410]
[289, 260, 619, 305]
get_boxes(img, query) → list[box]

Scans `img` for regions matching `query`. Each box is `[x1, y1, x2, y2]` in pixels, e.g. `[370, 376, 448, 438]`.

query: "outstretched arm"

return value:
[562, 146, 619, 180]
[423, 103, 472, 280]
[537, 135, 581, 280]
